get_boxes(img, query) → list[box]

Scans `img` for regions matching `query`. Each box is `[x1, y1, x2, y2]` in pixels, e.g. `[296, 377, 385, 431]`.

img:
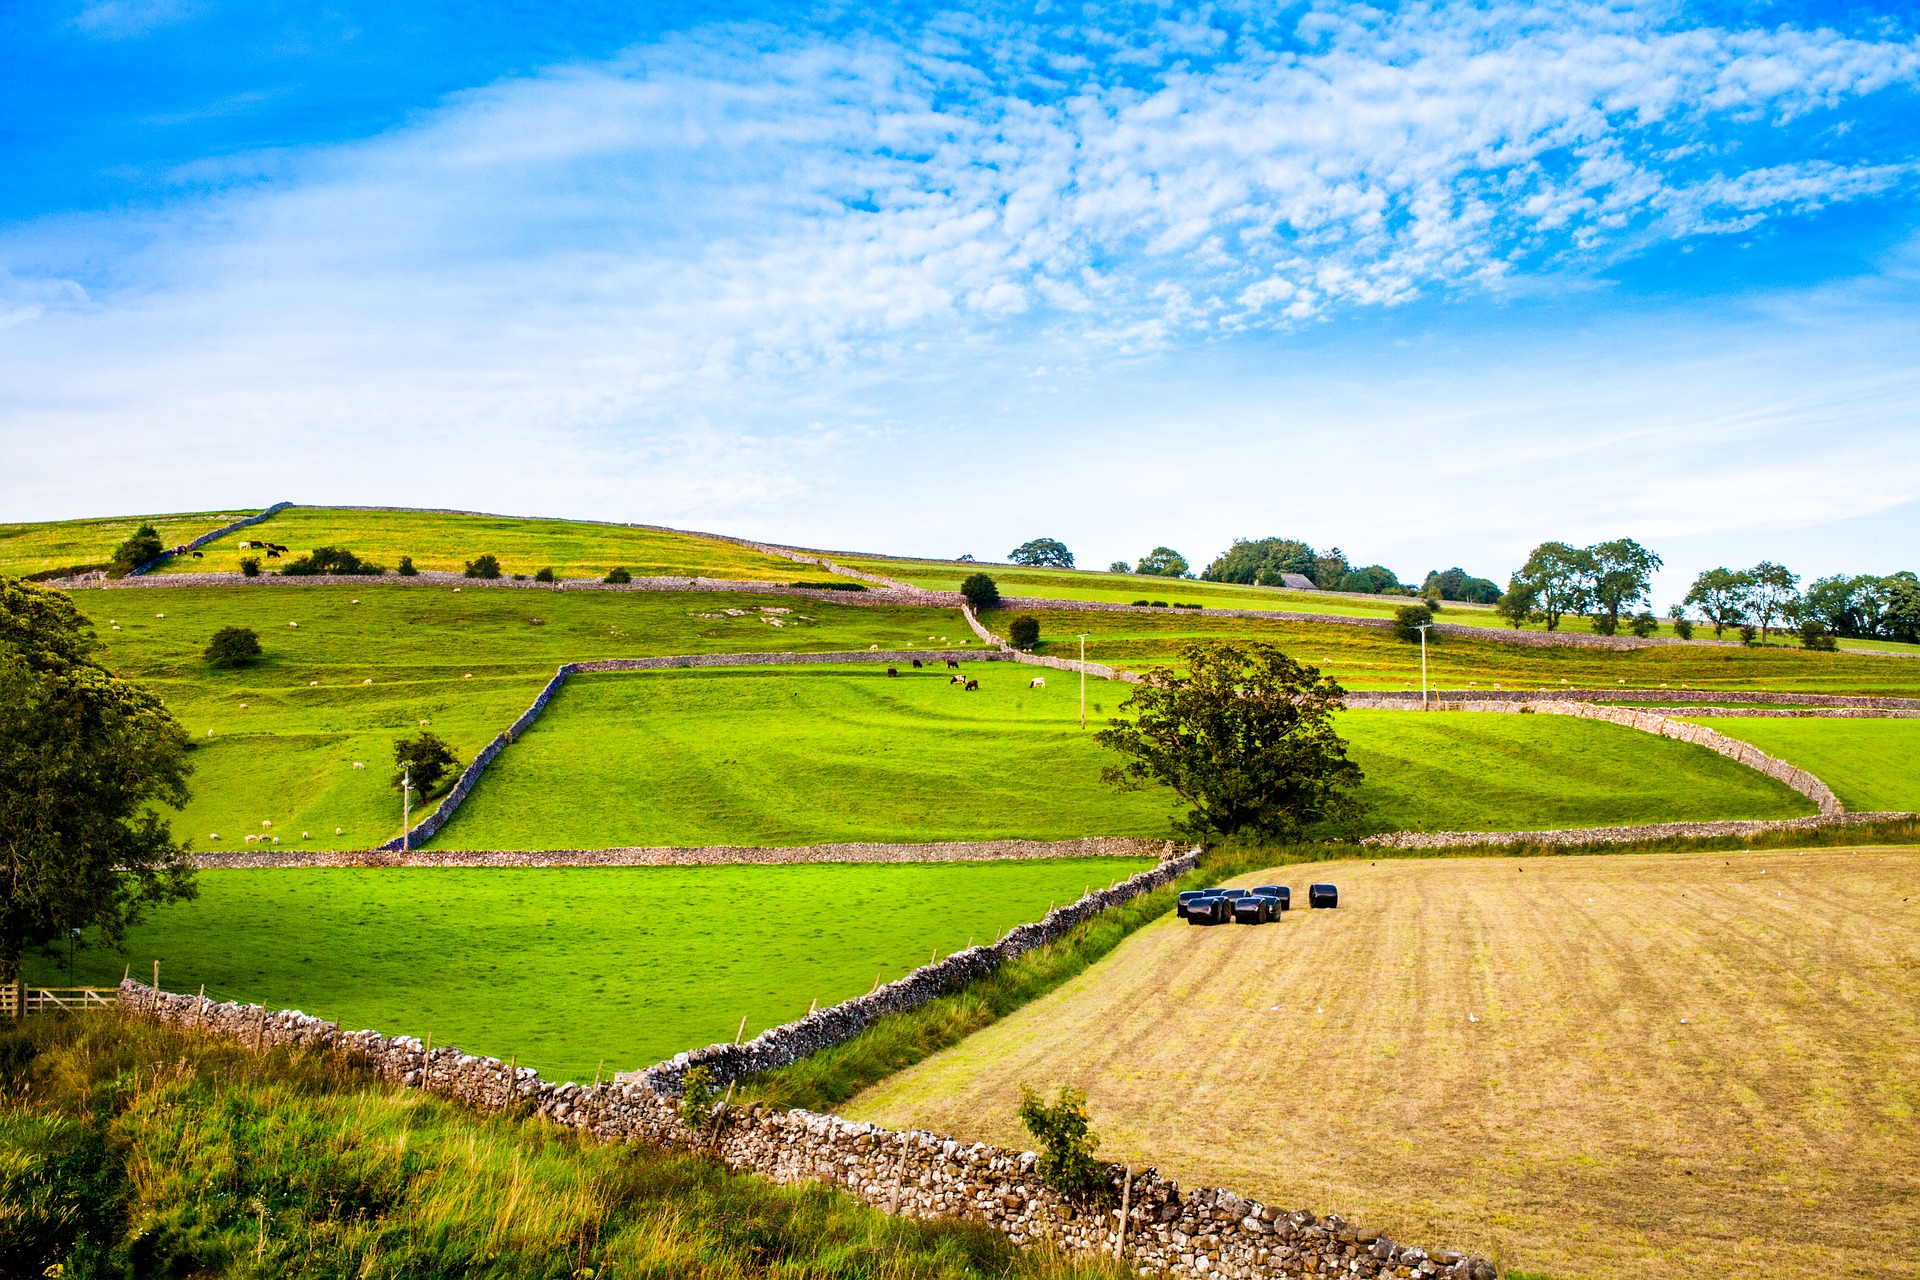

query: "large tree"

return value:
[1008, 538, 1074, 569]
[1096, 640, 1362, 840]
[1200, 537, 1317, 586]
[1587, 538, 1663, 630]
[1744, 561, 1801, 643]
[1509, 542, 1594, 631]
[1684, 567, 1751, 638]
[0, 577, 196, 984]
[1134, 546, 1189, 578]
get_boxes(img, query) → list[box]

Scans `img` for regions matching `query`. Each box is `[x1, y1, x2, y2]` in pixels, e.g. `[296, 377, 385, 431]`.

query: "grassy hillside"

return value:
[1013, 606, 1920, 696]
[0, 508, 259, 577]
[845, 848, 1920, 1280]
[65, 585, 967, 851]
[1337, 710, 1814, 831]
[0, 1014, 1121, 1280]
[1676, 717, 1920, 813]
[436, 666, 1184, 848]
[154, 505, 845, 582]
[23, 859, 1156, 1081]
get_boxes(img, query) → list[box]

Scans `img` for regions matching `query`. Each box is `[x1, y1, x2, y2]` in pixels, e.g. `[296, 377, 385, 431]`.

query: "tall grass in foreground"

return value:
[0, 1014, 1127, 1280]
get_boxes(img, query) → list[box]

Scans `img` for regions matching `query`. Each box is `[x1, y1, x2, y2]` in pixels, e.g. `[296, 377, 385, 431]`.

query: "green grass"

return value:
[1015, 607, 1920, 696]
[0, 1014, 1122, 1280]
[1336, 710, 1815, 832]
[437, 666, 1183, 849]
[64, 585, 967, 851]
[150, 505, 841, 583]
[0, 508, 260, 577]
[1675, 717, 1920, 813]
[22, 860, 1157, 1081]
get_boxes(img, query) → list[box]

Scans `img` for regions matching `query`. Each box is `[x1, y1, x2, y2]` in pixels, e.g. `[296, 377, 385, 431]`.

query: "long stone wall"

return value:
[1351, 688, 1920, 710]
[193, 836, 1176, 870]
[114, 843, 1495, 1280]
[127, 501, 295, 576]
[1362, 811, 1914, 850]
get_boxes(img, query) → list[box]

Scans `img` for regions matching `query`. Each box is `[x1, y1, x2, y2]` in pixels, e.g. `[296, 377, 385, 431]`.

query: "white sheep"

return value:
[1029, 677, 1046, 688]
[352, 762, 365, 769]
[261, 820, 271, 828]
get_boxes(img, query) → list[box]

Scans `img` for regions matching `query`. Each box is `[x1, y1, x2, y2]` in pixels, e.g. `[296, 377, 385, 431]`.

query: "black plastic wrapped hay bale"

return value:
[1253, 885, 1289, 911]
[1308, 883, 1338, 909]
[1233, 897, 1267, 925]
[1186, 896, 1225, 925]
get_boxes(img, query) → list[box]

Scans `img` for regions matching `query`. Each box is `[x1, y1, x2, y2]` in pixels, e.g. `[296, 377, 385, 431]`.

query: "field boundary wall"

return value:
[375, 648, 1019, 852]
[1350, 697, 1844, 815]
[1362, 810, 1914, 850]
[1350, 688, 1920, 710]
[126, 501, 294, 576]
[193, 836, 1175, 869]
[118, 957, 1493, 1278]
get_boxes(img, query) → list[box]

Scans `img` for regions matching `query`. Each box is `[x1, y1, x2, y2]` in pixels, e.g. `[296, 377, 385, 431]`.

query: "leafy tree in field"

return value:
[1007, 615, 1040, 649]
[1587, 538, 1663, 631]
[1107, 561, 1131, 574]
[1684, 567, 1752, 638]
[1887, 572, 1920, 644]
[110, 523, 165, 576]
[1629, 611, 1660, 638]
[1134, 546, 1189, 578]
[203, 626, 262, 668]
[1667, 604, 1694, 641]
[1510, 542, 1594, 631]
[464, 554, 502, 580]
[959, 572, 1001, 610]
[1422, 567, 1502, 604]
[1201, 537, 1318, 586]
[0, 577, 196, 984]
[1590, 613, 1617, 637]
[1018, 1085, 1109, 1202]
[604, 567, 631, 584]
[239, 556, 261, 577]
[1097, 639, 1362, 840]
[392, 730, 461, 797]
[1744, 561, 1800, 643]
[533, 566, 556, 583]
[1799, 620, 1838, 652]
[1312, 547, 1353, 589]
[1496, 580, 1541, 629]
[1392, 602, 1433, 640]
[1008, 538, 1074, 568]
[1339, 565, 1406, 595]
[396, 556, 418, 576]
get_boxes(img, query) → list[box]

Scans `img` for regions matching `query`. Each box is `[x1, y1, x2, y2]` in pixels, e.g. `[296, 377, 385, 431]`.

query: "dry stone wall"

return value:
[126, 501, 295, 576]
[1363, 811, 1913, 850]
[117, 847, 1495, 1279]
[194, 836, 1175, 870]
[1350, 688, 1920, 710]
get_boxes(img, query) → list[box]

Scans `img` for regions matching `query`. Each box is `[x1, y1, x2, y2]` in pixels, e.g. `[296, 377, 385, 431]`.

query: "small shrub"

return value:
[203, 626, 261, 668]
[110, 523, 165, 575]
[533, 566, 555, 583]
[604, 567, 632, 584]
[1799, 620, 1838, 652]
[1131, 599, 1150, 607]
[959, 572, 1000, 610]
[396, 556, 418, 576]
[1739, 623, 1759, 646]
[1173, 602, 1202, 610]
[1629, 611, 1659, 638]
[1149, 600, 1168, 608]
[679, 1065, 717, 1133]
[1590, 613, 1618, 636]
[283, 546, 383, 576]
[1108, 561, 1131, 574]
[1673, 617, 1694, 640]
[1007, 615, 1040, 649]
[239, 556, 261, 577]
[1017, 1085, 1110, 1203]
[1392, 602, 1434, 641]
[511, 573, 526, 581]
[464, 554, 501, 580]
[789, 580, 867, 592]
[392, 730, 461, 796]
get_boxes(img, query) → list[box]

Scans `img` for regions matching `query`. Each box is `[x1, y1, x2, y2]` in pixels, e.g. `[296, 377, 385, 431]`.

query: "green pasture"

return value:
[1337, 710, 1814, 832]
[1676, 717, 1920, 814]
[0, 508, 258, 578]
[22, 859, 1158, 1081]
[1012, 607, 1920, 697]
[435, 665, 1184, 848]
[65, 584, 968, 851]
[152, 505, 840, 582]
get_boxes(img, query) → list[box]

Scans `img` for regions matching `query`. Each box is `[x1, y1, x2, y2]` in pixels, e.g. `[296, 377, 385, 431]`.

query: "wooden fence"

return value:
[1, 982, 118, 1017]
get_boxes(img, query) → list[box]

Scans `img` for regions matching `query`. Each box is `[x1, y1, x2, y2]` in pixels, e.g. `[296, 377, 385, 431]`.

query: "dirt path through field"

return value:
[846, 848, 1920, 1279]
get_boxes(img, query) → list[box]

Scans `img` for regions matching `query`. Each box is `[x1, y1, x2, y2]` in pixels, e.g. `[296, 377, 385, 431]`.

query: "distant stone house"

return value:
[1277, 572, 1318, 591]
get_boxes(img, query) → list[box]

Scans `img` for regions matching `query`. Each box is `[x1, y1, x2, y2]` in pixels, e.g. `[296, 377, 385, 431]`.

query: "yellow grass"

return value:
[845, 848, 1920, 1280]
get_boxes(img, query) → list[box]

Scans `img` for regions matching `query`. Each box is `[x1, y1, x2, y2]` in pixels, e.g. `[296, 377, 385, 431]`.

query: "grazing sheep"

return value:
[911, 659, 922, 668]
[352, 762, 365, 769]
[950, 675, 965, 685]
[964, 679, 979, 691]
[946, 659, 960, 669]
[1029, 677, 1046, 688]
[886, 668, 898, 677]
[191, 551, 203, 558]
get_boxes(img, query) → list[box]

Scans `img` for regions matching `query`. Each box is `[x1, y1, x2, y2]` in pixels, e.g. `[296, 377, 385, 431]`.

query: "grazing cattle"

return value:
[238, 541, 251, 549]
[910, 659, 922, 669]
[964, 679, 979, 691]
[886, 667, 898, 677]
[946, 659, 960, 669]
[191, 551, 203, 558]
[950, 675, 965, 685]
[1029, 677, 1046, 688]
[266, 549, 282, 558]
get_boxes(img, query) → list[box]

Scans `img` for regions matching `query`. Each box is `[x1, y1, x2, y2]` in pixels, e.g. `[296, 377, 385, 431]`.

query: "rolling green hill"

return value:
[1676, 717, 1920, 813]
[0, 508, 258, 578]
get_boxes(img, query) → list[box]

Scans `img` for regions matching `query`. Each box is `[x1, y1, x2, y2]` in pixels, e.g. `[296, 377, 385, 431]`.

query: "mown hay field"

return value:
[23, 859, 1157, 1082]
[846, 849, 1920, 1280]
[1677, 717, 1920, 813]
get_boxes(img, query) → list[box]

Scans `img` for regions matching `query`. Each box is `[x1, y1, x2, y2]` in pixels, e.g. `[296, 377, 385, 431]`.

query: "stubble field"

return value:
[845, 849, 1920, 1280]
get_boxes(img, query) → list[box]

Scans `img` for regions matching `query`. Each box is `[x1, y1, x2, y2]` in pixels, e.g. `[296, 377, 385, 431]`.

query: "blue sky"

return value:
[4, 0, 1918, 604]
